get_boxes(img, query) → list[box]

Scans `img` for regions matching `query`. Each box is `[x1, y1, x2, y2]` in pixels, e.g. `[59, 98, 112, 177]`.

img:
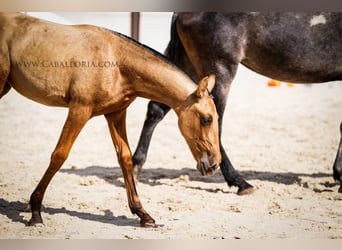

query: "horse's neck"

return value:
[133, 67, 195, 113]
[118, 41, 196, 113]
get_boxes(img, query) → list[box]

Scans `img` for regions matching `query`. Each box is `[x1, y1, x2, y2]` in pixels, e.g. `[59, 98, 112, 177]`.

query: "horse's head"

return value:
[177, 74, 221, 176]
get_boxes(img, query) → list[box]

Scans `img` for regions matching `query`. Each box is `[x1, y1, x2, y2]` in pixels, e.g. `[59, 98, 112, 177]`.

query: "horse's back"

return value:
[175, 12, 342, 83]
[242, 13, 342, 82]
[0, 13, 120, 107]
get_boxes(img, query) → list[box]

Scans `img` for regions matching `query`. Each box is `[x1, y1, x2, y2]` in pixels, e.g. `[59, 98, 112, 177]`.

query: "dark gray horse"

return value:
[133, 12, 342, 194]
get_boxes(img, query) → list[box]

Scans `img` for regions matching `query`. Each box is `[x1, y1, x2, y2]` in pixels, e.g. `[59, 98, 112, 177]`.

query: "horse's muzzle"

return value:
[197, 155, 219, 176]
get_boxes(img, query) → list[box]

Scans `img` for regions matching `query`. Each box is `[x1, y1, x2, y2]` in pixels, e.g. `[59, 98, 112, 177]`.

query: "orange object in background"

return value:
[267, 79, 295, 87]
[267, 79, 282, 87]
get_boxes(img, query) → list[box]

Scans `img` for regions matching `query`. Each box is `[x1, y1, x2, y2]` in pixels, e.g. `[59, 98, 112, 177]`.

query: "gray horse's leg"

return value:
[210, 65, 254, 195]
[132, 101, 171, 181]
[333, 122, 342, 193]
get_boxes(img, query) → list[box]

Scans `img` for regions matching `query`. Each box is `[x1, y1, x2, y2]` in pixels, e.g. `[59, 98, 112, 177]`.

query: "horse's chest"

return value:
[91, 88, 136, 116]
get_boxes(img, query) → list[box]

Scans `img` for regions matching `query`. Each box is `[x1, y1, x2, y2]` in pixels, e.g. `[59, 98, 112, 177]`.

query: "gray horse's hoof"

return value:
[237, 182, 255, 195]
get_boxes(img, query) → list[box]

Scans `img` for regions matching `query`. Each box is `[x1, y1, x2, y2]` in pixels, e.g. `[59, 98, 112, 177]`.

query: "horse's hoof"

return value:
[27, 217, 43, 226]
[338, 185, 342, 193]
[140, 217, 156, 228]
[237, 185, 255, 196]
[27, 212, 43, 226]
[140, 221, 156, 228]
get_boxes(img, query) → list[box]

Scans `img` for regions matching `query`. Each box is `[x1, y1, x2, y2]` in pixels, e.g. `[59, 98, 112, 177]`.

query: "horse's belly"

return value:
[241, 56, 341, 83]
[11, 83, 68, 107]
[9, 71, 69, 107]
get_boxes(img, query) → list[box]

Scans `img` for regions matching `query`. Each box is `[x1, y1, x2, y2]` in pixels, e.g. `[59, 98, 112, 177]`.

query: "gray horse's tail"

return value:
[164, 13, 198, 81]
[164, 13, 186, 66]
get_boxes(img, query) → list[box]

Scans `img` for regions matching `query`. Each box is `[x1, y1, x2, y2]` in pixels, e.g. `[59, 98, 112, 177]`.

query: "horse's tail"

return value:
[164, 13, 186, 66]
[164, 13, 198, 81]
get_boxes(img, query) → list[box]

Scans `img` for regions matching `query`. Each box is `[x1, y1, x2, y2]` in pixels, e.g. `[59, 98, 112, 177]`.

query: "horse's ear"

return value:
[196, 74, 216, 98]
[206, 74, 216, 92]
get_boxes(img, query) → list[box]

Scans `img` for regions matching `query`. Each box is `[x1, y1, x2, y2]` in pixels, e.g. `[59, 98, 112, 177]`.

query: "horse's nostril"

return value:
[210, 164, 218, 173]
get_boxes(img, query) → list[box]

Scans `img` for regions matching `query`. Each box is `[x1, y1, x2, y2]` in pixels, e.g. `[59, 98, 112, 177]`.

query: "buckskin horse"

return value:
[0, 13, 222, 227]
[132, 12, 342, 194]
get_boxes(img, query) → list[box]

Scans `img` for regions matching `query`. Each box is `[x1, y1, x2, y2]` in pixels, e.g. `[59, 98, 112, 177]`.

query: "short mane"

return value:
[105, 29, 195, 83]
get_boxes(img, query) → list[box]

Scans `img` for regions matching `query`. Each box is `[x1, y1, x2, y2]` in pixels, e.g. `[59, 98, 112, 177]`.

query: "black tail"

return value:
[164, 13, 186, 66]
[164, 13, 198, 81]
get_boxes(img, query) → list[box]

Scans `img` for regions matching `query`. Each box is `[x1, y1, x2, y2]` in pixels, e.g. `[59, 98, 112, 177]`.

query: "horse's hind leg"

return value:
[0, 51, 11, 98]
[333, 122, 342, 193]
[0, 81, 11, 98]
[132, 101, 170, 182]
[28, 105, 91, 226]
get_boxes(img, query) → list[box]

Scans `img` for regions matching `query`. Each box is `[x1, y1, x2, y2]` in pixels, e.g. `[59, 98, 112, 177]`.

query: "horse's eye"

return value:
[200, 116, 212, 126]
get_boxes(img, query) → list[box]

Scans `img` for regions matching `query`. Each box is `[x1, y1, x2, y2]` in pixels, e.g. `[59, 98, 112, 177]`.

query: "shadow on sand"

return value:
[60, 165, 338, 192]
[0, 198, 139, 227]
[2, 166, 337, 226]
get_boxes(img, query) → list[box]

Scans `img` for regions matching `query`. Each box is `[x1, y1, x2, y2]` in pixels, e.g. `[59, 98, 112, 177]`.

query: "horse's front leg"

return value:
[333, 122, 342, 193]
[105, 111, 156, 227]
[132, 101, 170, 182]
[28, 105, 92, 226]
[210, 67, 254, 195]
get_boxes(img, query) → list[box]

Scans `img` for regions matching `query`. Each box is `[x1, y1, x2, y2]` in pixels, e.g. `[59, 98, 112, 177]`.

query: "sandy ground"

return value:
[0, 66, 342, 239]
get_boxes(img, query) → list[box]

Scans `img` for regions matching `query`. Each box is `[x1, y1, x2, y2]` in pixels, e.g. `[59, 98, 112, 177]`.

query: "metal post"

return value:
[130, 12, 140, 41]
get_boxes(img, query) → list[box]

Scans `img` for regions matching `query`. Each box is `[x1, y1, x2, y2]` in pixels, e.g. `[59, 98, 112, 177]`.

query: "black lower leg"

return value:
[219, 144, 254, 195]
[133, 101, 170, 178]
